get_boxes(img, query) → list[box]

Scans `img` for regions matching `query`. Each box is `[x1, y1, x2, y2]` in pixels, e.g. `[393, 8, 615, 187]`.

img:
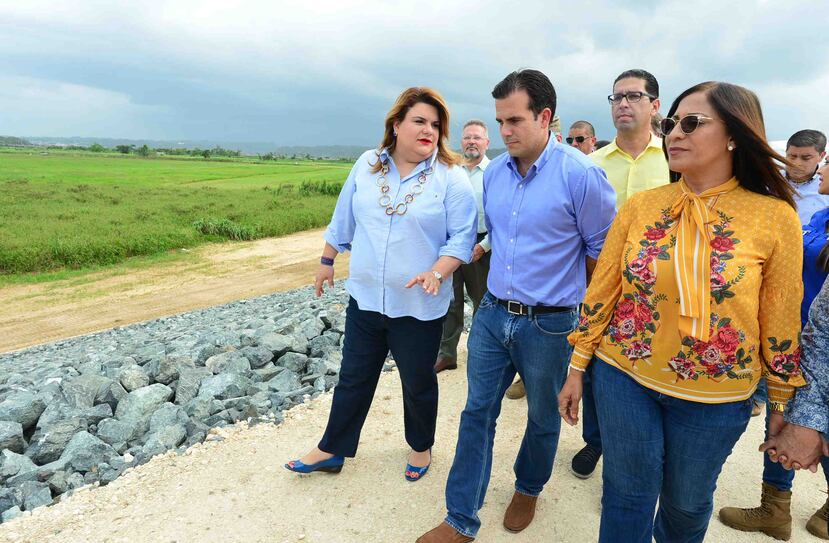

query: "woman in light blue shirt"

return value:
[285, 87, 477, 480]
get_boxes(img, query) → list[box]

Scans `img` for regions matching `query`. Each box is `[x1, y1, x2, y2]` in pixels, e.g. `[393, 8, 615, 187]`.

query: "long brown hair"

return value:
[663, 81, 796, 209]
[370, 87, 461, 173]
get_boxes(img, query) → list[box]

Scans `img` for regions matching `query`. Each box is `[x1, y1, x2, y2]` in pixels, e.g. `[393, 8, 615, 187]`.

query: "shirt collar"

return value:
[606, 133, 663, 157]
[465, 155, 490, 173]
[506, 134, 556, 177]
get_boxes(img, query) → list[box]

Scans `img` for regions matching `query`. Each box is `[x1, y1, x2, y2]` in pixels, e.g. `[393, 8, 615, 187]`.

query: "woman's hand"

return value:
[558, 369, 584, 426]
[314, 265, 335, 297]
[405, 271, 442, 296]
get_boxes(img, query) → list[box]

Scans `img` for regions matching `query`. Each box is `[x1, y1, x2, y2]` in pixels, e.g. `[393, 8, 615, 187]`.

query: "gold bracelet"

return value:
[769, 402, 786, 413]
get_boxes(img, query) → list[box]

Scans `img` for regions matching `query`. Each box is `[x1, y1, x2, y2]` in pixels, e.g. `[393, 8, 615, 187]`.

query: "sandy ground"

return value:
[1, 231, 826, 542]
[0, 229, 346, 353]
[1, 338, 826, 542]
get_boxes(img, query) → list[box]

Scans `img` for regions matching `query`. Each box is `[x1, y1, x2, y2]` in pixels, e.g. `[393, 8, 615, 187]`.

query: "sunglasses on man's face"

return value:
[566, 136, 590, 144]
[659, 114, 720, 136]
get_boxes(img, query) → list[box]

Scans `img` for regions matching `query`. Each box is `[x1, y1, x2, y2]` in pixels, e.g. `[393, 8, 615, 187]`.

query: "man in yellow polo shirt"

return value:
[591, 69, 669, 209]
[569, 69, 669, 480]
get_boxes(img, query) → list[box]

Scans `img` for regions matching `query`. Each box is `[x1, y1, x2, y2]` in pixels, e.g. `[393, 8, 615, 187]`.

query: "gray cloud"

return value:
[1, 0, 826, 146]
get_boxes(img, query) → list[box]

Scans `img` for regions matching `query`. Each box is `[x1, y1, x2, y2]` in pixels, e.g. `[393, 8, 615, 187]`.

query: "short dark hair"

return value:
[492, 69, 556, 118]
[787, 129, 827, 153]
[614, 69, 659, 98]
[570, 120, 595, 137]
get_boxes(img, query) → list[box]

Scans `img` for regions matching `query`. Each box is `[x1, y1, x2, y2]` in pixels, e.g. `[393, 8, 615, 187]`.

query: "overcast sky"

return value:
[2, 0, 827, 147]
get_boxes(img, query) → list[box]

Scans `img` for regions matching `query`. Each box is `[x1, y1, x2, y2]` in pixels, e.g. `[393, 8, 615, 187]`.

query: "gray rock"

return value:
[119, 365, 150, 392]
[47, 471, 69, 494]
[183, 397, 223, 420]
[174, 367, 212, 405]
[309, 334, 339, 358]
[324, 351, 343, 374]
[198, 374, 252, 400]
[276, 352, 308, 373]
[19, 481, 52, 511]
[61, 374, 113, 408]
[96, 418, 138, 446]
[252, 363, 282, 382]
[132, 343, 166, 365]
[148, 403, 188, 432]
[59, 431, 117, 472]
[148, 356, 194, 385]
[267, 371, 301, 394]
[240, 346, 274, 369]
[0, 450, 38, 478]
[258, 333, 292, 356]
[0, 421, 25, 453]
[97, 381, 128, 412]
[143, 424, 186, 452]
[205, 351, 251, 375]
[66, 471, 85, 490]
[25, 418, 87, 464]
[0, 391, 46, 430]
[0, 488, 20, 516]
[2, 505, 22, 522]
[299, 317, 325, 340]
[114, 384, 173, 433]
[82, 403, 113, 426]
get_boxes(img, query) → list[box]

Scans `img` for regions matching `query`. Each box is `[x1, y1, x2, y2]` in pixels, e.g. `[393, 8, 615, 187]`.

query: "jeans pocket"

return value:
[531, 311, 577, 336]
[479, 292, 496, 309]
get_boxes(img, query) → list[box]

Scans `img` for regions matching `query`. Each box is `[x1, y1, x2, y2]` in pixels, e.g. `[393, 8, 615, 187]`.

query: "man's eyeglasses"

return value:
[462, 136, 486, 142]
[659, 114, 720, 136]
[566, 136, 590, 144]
[607, 91, 656, 105]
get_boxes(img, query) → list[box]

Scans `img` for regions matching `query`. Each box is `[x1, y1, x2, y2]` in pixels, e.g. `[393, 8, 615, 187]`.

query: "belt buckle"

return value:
[507, 300, 523, 315]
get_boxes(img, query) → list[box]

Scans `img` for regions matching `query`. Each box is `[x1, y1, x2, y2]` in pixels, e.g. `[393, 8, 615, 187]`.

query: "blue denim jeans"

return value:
[444, 292, 577, 538]
[581, 363, 602, 451]
[592, 359, 752, 543]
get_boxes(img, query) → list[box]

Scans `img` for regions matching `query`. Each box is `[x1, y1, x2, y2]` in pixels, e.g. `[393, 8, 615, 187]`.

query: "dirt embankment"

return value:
[1, 229, 347, 354]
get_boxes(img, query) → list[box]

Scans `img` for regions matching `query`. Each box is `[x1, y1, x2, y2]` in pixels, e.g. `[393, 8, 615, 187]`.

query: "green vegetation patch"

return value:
[0, 150, 352, 276]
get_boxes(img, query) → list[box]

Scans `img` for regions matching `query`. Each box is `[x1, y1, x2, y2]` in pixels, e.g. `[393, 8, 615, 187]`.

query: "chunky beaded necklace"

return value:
[376, 153, 436, 216]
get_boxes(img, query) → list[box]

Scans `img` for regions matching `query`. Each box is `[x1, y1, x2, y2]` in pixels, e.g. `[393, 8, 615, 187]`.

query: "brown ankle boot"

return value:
[416, 522, 474, 543]
[806, 492, 829, 540]
[718, 482, 792, 540]
[503, 491, 538, 533]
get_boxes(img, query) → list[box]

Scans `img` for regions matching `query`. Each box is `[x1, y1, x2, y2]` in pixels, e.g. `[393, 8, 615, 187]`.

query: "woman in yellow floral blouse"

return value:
[558, 81, 807, 543]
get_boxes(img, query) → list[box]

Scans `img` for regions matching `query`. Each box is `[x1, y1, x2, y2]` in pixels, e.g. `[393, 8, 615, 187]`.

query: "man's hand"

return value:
[471, 244, 486, 263]
[768, 412, 785, 437]
[760, 423, 823, 472]
[558, 370, 584, 426]
[314, 265, 335, 297]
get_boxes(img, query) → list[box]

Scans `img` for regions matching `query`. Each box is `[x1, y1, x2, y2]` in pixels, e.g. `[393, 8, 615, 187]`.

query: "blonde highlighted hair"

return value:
[371, 87, 461, 172]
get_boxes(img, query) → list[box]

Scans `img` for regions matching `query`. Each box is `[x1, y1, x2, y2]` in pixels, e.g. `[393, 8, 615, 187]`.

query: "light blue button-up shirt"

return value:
[484, 137, 616, 307]
[325, 149, 477, 320]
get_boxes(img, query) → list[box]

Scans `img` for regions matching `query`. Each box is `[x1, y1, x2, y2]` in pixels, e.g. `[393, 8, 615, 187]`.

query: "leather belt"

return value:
[495, 297, 575, 316]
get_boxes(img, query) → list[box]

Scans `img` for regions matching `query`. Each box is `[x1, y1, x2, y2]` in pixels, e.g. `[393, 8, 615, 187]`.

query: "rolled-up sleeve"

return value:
[574, 166, 616, 259]
[323, 160, 360, 252]
[786, 276, 829, 435]
[439, 166, 477, 263]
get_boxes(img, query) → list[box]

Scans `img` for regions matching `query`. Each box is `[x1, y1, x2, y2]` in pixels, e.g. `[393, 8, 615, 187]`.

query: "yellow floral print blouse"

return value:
[569, 180, 806, 404]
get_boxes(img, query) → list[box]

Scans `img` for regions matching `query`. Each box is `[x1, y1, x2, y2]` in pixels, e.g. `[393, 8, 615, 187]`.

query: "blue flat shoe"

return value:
[284, 455, 344, 474]
[405, 451, 431, 482]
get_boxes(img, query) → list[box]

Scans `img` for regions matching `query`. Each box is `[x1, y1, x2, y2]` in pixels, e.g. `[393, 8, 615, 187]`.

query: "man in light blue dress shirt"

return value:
[419, 70, 616, 543]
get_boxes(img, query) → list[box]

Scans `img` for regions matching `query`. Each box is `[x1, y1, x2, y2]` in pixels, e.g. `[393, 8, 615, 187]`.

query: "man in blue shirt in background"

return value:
[418, 69, 616, 542]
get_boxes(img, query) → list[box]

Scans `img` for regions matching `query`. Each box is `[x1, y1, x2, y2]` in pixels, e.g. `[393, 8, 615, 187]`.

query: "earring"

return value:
[393, 131, 397, 137]
[727, 144, 734, 151]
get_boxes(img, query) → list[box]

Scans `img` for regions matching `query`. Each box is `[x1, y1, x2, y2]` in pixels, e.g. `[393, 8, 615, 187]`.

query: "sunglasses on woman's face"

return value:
[566, 136, 589, 144]
[659, 114, 719, 136]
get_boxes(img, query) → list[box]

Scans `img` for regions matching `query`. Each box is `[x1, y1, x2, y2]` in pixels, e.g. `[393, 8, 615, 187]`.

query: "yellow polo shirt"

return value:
[590, 134, 670, 209]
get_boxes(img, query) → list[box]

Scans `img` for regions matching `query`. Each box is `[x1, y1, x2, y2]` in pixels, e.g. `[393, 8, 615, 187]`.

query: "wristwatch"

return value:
[431, 270, 443, 284]
[769, 401, 786, 414]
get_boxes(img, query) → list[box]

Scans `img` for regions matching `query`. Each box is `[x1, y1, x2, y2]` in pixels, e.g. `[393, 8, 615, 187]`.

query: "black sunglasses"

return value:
[566, 136, 590, 144]
[607, 91, 657, 105]
[659, 114, 720, 136]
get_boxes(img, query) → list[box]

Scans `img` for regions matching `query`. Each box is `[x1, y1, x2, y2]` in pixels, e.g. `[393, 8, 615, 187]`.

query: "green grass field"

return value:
[0, 149, 353, 279]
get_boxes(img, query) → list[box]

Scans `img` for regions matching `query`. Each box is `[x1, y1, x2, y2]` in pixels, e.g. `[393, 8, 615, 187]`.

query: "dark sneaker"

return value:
[571, 445, 602, 479]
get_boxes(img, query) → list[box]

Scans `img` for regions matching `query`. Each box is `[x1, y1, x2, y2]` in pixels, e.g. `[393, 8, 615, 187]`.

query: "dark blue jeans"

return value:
[762, 408, 829, 490]
[592, 359, 752, 543]
[581, 363, 602, 451]
[444, 292, 577, 538]
[318, 297, 443, 457]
